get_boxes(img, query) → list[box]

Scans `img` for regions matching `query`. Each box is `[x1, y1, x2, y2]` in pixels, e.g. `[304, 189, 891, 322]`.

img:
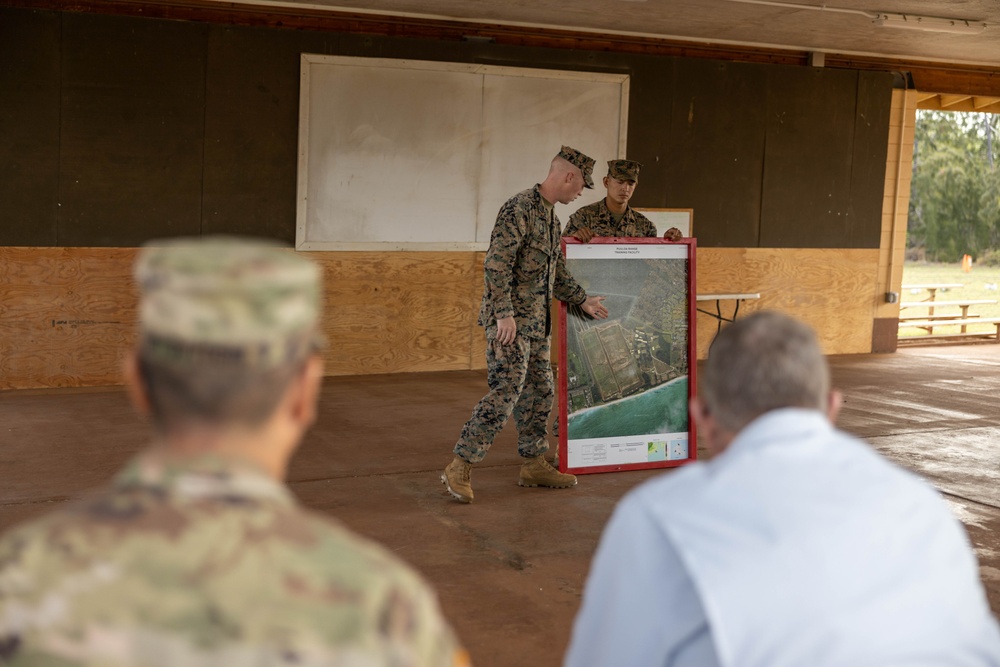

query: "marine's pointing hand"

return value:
[581, 296, 609, 320]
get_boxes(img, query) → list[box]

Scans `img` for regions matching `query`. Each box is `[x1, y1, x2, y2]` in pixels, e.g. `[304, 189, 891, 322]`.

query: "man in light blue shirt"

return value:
[566, 311, 1000, 667]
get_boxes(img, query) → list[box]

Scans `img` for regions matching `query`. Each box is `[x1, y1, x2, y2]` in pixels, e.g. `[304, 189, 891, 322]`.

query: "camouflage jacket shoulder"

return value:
[478, 185, 587, 339]
[0, 452, 468, 667]
[564, 200, 657, 239]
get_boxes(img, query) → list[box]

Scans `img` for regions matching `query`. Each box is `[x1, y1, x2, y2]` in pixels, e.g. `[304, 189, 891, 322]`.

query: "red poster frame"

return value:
[557, 237, 698, 475]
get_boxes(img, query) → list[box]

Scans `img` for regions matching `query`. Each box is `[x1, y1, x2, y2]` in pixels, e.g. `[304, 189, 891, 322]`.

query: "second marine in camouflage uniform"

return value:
[442, 147, 609, 503]
[563, 199, 658, 239]
[563, 159, 658, 240]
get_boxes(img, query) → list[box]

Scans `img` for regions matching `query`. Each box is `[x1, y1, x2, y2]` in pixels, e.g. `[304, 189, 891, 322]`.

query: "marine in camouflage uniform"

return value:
[563, 159, 659, 240]
[443, 148, 609, 503]
[0, 237, 468, 667]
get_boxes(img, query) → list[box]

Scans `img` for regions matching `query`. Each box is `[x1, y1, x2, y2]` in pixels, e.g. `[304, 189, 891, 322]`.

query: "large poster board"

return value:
[558, 238, 697, 474]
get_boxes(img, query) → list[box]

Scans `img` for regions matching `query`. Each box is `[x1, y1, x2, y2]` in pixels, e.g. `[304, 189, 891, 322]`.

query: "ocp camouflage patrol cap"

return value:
[135, 236, 322, 368]
[608, 159, 642, 182]
[557, 146, 596, 189]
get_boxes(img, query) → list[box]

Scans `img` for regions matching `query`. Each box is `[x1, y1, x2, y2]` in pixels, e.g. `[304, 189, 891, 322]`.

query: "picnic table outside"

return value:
[900, 299, 998, 328]
[901, 283, 964, 303]
[899, 283, 1000, 342]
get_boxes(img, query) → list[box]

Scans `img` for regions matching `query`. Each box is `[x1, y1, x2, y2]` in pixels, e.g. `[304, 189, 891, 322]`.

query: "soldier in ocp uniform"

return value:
[441, 147, 610, 503]
[0, 237, 469, 667]
[564, 159, 683, 242]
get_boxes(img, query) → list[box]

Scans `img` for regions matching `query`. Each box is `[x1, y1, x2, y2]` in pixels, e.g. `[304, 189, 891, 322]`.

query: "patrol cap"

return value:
[608, 159, 642, 183]
[557, 146, 596, 189]
[135, 236, 322, 368]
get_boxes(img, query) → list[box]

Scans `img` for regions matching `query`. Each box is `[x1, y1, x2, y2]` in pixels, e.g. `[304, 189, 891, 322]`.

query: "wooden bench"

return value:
[899, 299, 997, 323]
[898, 317, 1000, 342]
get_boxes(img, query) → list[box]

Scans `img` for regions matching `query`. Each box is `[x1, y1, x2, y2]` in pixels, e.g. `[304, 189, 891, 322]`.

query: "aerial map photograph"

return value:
[563, 251, 691, 445]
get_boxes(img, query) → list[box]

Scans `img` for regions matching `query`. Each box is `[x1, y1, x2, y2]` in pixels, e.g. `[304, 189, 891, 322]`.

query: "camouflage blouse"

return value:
[0, 452, 468, 666]
[564, 199, 658, 239]
[477, 185, 588, 340]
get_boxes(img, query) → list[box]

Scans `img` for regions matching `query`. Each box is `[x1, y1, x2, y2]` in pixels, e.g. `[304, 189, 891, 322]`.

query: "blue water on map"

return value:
[567, 376, 689, 439]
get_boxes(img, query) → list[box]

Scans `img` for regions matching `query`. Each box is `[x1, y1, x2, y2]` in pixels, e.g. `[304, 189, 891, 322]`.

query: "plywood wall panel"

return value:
[849, 71, 893, 247]
[309, 251, 483, 375]
[201, 26, 303, 243]
[0, 7, 891, 254]
[760, 67, 860, 248]
[695, 247, 878, 357]
[1, 246, 878, 389]
[58, 13, 207, 246]
[467, 252, 488, 371]
[0, 248, 139, 390]
[0, 8, 60, 246]
[662, 58, 767, 247]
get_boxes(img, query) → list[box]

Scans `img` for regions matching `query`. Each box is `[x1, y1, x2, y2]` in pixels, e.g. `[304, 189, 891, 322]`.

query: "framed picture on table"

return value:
[633, 208, 694, 238]
[557, 237, 697, 475]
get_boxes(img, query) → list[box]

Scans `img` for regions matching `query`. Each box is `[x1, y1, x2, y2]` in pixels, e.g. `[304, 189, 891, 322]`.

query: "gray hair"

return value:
[700, 311, 829, 432]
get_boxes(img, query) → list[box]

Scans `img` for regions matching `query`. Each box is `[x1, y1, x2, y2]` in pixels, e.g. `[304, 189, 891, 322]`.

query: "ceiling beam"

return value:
[939, 94, 973, 108]
[916, 95, 1000, 113]
[5, 0, 1000, 96]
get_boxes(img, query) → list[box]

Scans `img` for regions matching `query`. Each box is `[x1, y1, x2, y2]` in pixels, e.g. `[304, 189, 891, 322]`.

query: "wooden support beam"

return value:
[973, 96, 1000, 110]
[939, 94, 973, 108]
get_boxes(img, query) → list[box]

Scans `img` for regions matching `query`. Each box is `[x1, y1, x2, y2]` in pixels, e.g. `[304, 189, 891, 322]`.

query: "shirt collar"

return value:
[722, 408, 834, 461]
[113, 450, 295, 507]
[601, 198, 631, 218]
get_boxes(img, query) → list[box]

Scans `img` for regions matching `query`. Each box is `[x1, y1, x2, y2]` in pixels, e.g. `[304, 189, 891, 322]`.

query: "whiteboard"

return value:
[634, 208, 694, 237]
[297, 55, 629, 251]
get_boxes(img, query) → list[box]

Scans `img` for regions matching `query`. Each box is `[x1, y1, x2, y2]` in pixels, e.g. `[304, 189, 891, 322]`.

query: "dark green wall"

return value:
[0, 6, 892, 249]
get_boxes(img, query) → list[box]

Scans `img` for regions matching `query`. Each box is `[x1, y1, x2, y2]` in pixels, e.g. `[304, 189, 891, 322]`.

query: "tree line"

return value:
[908, 110, 1000, 263]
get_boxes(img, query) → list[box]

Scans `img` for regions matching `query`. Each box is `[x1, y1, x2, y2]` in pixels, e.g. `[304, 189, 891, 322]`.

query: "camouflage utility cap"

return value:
[608, 159, 642, 182]
[135, 236, 321, 368]
[558, 146, 596, 189]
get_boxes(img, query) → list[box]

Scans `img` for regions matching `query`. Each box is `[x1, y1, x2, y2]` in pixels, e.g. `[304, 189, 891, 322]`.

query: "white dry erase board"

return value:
[634, 208, 694, 238]
[296, 55, 630, 251]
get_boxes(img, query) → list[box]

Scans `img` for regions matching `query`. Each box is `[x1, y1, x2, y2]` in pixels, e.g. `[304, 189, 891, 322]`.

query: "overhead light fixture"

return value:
[872, 12, 987, 35]
[722, 1, 989, 36]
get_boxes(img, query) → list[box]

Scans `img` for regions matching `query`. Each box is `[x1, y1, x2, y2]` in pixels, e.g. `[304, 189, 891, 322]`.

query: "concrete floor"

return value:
[2, 344, 1000, 666]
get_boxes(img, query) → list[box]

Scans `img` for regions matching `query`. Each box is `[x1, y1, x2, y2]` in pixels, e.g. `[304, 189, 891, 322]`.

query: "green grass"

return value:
[900, 262, 1000, 338]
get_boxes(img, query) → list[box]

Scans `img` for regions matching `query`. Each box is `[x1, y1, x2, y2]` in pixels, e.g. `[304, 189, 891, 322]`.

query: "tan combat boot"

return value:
[442, 457, 474, 503]
[519, 455, 577, 488]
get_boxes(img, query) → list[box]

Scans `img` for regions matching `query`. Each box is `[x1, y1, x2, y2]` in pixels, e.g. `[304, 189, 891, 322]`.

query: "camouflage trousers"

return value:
[454, 331, 552, 464]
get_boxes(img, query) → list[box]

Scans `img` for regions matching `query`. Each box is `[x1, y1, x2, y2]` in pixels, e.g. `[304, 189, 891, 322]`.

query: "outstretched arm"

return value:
[580, 296, 609, 320]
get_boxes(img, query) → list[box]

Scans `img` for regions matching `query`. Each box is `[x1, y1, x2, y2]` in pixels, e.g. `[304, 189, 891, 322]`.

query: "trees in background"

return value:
[908, 111, 1000, 263]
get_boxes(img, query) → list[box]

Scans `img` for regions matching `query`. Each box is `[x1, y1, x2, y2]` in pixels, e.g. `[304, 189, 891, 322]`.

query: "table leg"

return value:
[927, 289, 937, 333]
